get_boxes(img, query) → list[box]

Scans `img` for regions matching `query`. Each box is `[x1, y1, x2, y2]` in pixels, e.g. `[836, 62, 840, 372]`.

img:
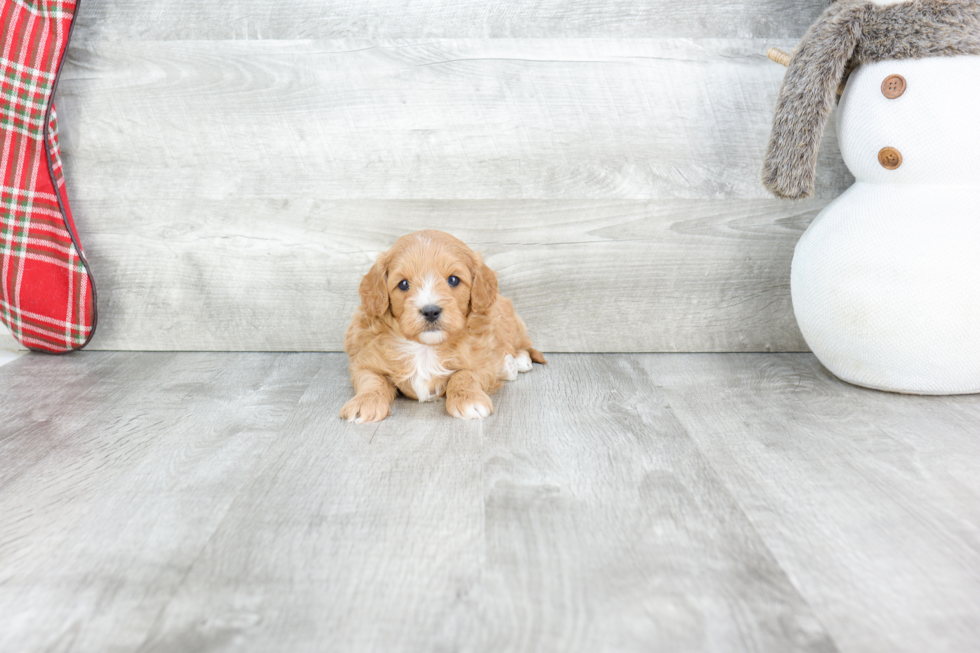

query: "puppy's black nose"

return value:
[421, 305, 442, 323]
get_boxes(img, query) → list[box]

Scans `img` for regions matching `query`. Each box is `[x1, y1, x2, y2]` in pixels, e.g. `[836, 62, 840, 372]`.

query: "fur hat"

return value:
[762, 0, 980, 199]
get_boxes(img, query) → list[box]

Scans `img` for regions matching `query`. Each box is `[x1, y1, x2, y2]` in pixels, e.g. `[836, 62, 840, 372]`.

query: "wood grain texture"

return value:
[0, 352, 850, 652]
[58, 39, 850, 202]
[54, 9, 854, 352]
[72, 0, 829, 41]
[134, 357, 491, 653]
[651, 354, 980, 653]
[0, 352, 124, 493]
[434, 354, 835, 652]
[0, 352, 326, 653]
[75, 198, 826, 351]
[6, 353, 980, 650]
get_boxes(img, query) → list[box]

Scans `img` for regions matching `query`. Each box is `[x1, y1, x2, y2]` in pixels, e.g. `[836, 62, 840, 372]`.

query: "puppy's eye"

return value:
[397, 279, 409, 291]
[447, 275, 460, 287]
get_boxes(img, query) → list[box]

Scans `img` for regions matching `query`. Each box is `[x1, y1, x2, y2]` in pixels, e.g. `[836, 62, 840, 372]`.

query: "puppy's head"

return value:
[359, 230, 498, 344]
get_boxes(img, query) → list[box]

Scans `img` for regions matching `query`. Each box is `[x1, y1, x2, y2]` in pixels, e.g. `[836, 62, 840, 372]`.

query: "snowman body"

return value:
[791, 55, 980, 393]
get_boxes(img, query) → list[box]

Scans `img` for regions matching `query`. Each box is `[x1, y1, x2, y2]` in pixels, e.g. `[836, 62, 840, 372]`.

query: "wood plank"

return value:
[649, 353, 980, 653]
[57, 39, 851, 202]
[54, 35, 853, 352]
[72, 0, 829, 41]
[0, 351, 128, 492]
[5, 352, 977, 650]
[435, 354, 836, 652]
[6, 352, 836, 652]
[134, 356, 491, 652]
[0, 352, 325, 653]
[75, 198, 825, 351]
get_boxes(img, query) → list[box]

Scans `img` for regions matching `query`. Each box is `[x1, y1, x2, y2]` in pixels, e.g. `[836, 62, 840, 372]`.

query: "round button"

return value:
[881, 74, 906, 99]
[878, 147, 902, 170]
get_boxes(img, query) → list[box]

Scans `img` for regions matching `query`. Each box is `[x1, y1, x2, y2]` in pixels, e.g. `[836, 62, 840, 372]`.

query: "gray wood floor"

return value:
[1, 352, 978, 652]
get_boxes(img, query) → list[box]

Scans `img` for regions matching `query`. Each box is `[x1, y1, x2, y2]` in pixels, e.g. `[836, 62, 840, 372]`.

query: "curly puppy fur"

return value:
[341, 230, 546, 423]
[762, 0, 980, 200]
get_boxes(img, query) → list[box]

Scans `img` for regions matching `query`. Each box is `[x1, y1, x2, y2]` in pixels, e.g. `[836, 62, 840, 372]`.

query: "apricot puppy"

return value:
[340, 230, 545, 423]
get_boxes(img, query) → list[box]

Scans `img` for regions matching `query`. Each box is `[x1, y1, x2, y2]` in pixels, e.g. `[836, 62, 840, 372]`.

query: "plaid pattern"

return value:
[1, 0, 95, 353]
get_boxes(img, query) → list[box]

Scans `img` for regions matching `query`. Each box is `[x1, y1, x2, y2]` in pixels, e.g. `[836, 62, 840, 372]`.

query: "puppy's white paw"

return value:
[515, 350, 533, 373]
[502, 354, 519, 382]
[447, 390, 493, 420]
[457, 401, 492, 419]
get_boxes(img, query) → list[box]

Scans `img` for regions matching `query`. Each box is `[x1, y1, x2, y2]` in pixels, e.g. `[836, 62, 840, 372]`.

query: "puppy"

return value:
[340, 230, 545, 423]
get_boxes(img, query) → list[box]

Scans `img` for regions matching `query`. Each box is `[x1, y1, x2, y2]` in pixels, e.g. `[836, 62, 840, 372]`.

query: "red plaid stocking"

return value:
[1, 0, 96, 353]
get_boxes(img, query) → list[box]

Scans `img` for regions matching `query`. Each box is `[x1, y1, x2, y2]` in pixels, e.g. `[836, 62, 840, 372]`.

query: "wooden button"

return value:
[878, 147, 902, 170]
[881, 74, 906, 99]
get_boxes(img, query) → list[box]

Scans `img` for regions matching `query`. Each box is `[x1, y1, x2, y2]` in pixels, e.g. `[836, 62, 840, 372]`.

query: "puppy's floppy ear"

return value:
[469, 252, 498, 314]
[359, 252, 390, 317]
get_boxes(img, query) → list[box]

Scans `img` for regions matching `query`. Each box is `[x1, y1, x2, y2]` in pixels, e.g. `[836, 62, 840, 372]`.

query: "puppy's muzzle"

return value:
[421, 304, 442, 324]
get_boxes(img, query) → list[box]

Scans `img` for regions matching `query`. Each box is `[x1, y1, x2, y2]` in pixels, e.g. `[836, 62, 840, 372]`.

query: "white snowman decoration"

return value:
[763, 0, 980, 394]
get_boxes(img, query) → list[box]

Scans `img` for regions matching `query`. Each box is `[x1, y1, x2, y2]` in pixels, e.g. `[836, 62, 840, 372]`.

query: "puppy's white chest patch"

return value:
[397, 339, 452, 402]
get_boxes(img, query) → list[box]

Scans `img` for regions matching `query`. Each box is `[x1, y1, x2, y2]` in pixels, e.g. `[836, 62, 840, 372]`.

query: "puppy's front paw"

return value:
[514, 350, 534, 373]
[446, 390, 493, 420]
[340, 393, 391, 424]
[502, 354, 519, 382]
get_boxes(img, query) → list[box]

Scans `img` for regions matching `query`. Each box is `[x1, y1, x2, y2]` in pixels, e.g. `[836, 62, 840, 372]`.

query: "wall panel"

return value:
[57, 3, 844, 351]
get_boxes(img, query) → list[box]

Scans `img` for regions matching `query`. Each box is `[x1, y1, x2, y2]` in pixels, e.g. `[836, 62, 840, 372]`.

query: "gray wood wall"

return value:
[57, 0, 850, 352]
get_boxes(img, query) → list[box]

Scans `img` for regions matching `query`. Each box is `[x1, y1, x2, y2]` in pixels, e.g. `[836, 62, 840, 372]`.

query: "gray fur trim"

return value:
[762, 0, 980, 200]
